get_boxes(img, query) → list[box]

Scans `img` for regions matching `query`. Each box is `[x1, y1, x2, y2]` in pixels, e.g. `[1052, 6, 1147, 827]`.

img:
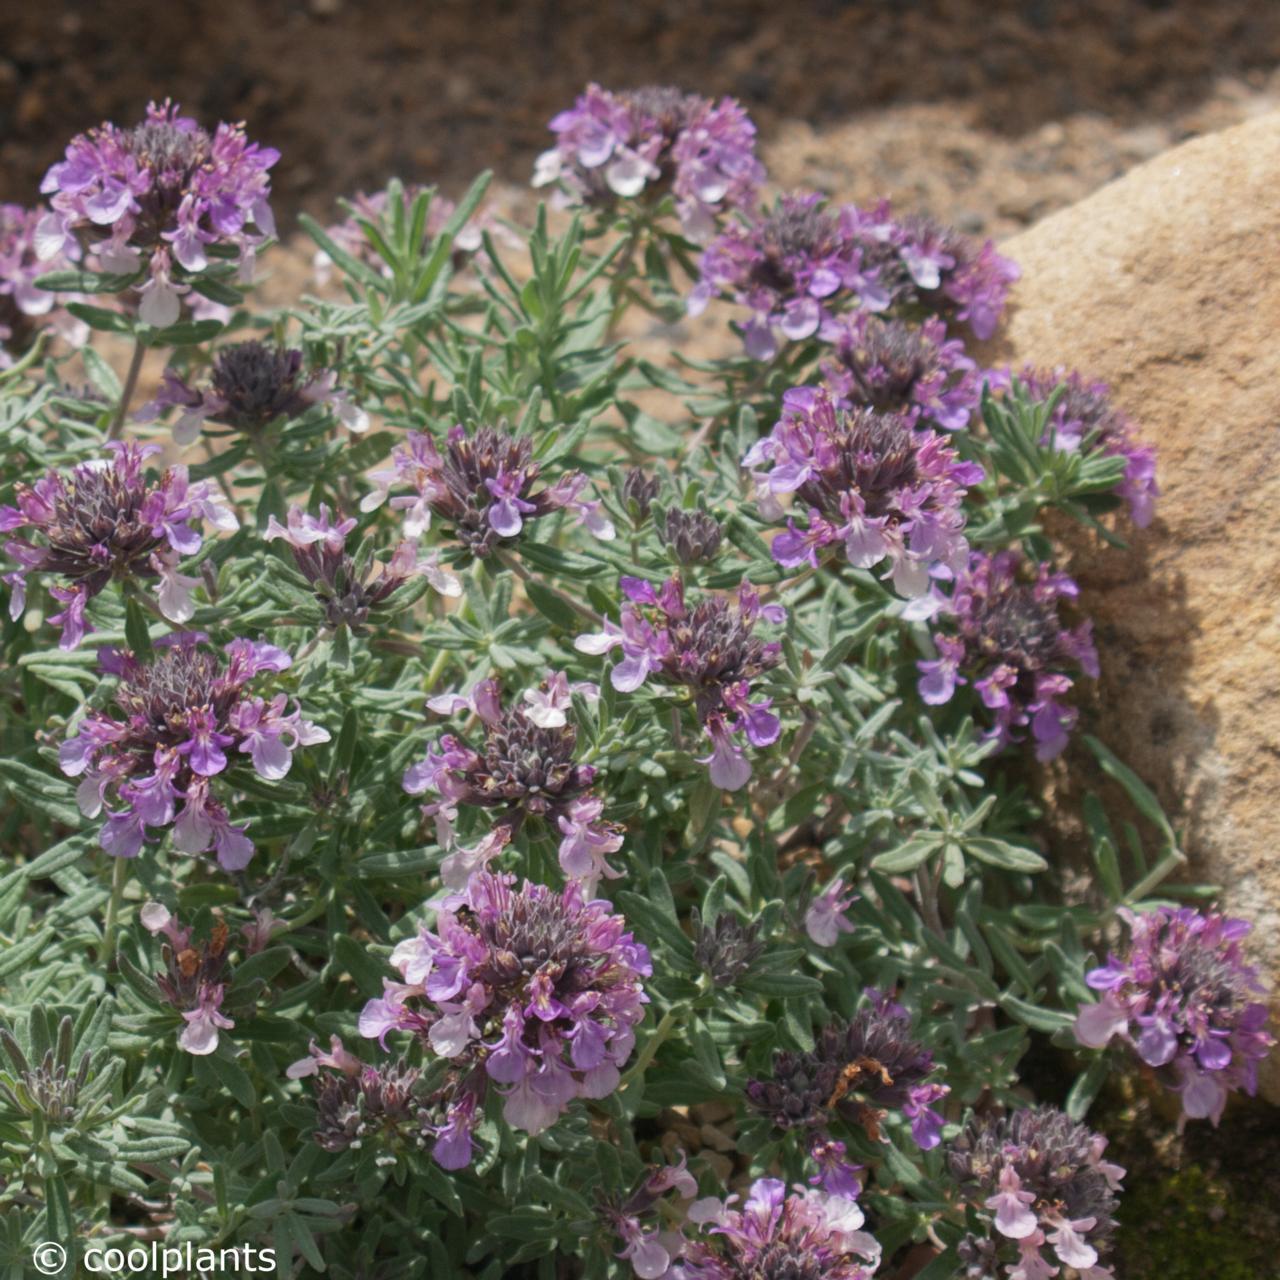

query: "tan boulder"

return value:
[979, 112, 1280, 1101]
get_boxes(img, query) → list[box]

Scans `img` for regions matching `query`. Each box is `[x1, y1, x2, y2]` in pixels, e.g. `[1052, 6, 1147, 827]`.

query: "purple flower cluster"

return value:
[358, 870, 650, 1166]
[839, 202, 1020, 341]
[688, 194, 890, 360]
[1074, 906, 1275, 1126]
[58, 632, 329, 869]
[917, 550, 1098, 760]
[821, 313, 982, 434]
[37, 100, 277, 328]
[534, 84, 763, 239]
[138, 340, 368, 445]
[948, 1105, 1124, 1280]
[1019, 367, 1158, 527]
[744, 387, 981, 605]
[0, 203, 87, 365]
[363, 424, 613, 556]
[402, 674, 621, 882]
[289, 1038, 454, 1156]
[746, 991, 950, 1182]
[0, 441, 237, 648]
[141, 903, 235, 1056]
[265, 504, 461, 631]
[575, 575, 784, 790]
[674, 1177, 881, 1280]
[690, 195, 1018, 358]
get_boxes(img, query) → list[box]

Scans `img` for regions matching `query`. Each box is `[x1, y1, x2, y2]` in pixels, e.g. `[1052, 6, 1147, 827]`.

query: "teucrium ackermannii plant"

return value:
[0, 86, 1267, 1280]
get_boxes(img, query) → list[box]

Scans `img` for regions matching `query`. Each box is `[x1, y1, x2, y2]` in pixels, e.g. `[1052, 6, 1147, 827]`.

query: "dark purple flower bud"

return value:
[57, 633, 328, 870]
[36, 100, 277, 326]
[137, 341, 368, 445]
[946, 1106, 1125, 1278]
[264, 503, 460, 631]
[674, 1177, 880, 1280]
[534, 84, 763, 239]
[1018, 366, 1158, 527]
[691, 909, 765, 988]
[357, 871, 650, 1166]
[363, 424, 611, 556]
[575, 575, 785, 790]
[744, 386, 979, 603]
[822, 312, 981, 433]
[298, 1048, 472, 1158]
[0, 441, 237, 649]
[916, 549, 1099, 760]
[1074, 906, 1274, 1126]
[746, 996, 946, 1149]
[621, 468, 662, 523]
[659, 508, 723, 565]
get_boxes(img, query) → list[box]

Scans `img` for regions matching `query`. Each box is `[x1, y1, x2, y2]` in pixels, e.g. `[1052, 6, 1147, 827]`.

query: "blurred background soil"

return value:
[4, 0, 1280, 237]
[3, 1, 1278, 1273]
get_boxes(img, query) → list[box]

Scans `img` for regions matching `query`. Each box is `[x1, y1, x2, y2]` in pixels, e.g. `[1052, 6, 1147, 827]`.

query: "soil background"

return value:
[2, 1, 1278, 1275]
[5, 0, 1280, 239]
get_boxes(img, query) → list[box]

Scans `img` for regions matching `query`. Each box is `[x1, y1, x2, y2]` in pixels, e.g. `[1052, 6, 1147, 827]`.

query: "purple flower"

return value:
[58, 632, 328, 869]
[0, 202, 89, 365]
[803, 877, 855, 947]
[521, 670, 600, 728]
[36, 101, 275, 327]
[145, 912, 235, 1056]
[1018, 367, 1159, 527]
[806, 1136, 866, 1199]
[265, 502, 460, 631]
[575, 575, 784, 790]
[674, 1177, 881, 1280]
[838, 201, 1020, 340]
[601, 1154, 700, 1280]
[918, 549, 1098, 759]
[137, 340, 368, 445]
[689, 194, 890, 359]
[821, 312, 982, 433]
[37, 100, 277, 324]
[0, 441, 237, 648]
[534, 84, 763, 239]
[403, 676, 621, 882]
[947, 1106, 1124, 1278]
[1074, 906, 1275, 1126]
[745, 386, 980, 605]
[362, 423, 613, 555]
[358, 871, 650, 1164]
[746, 993, 949, 1153]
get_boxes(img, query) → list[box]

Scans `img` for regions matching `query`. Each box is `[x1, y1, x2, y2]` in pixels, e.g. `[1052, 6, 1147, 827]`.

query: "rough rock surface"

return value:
[979, 112, 1280, 1100]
